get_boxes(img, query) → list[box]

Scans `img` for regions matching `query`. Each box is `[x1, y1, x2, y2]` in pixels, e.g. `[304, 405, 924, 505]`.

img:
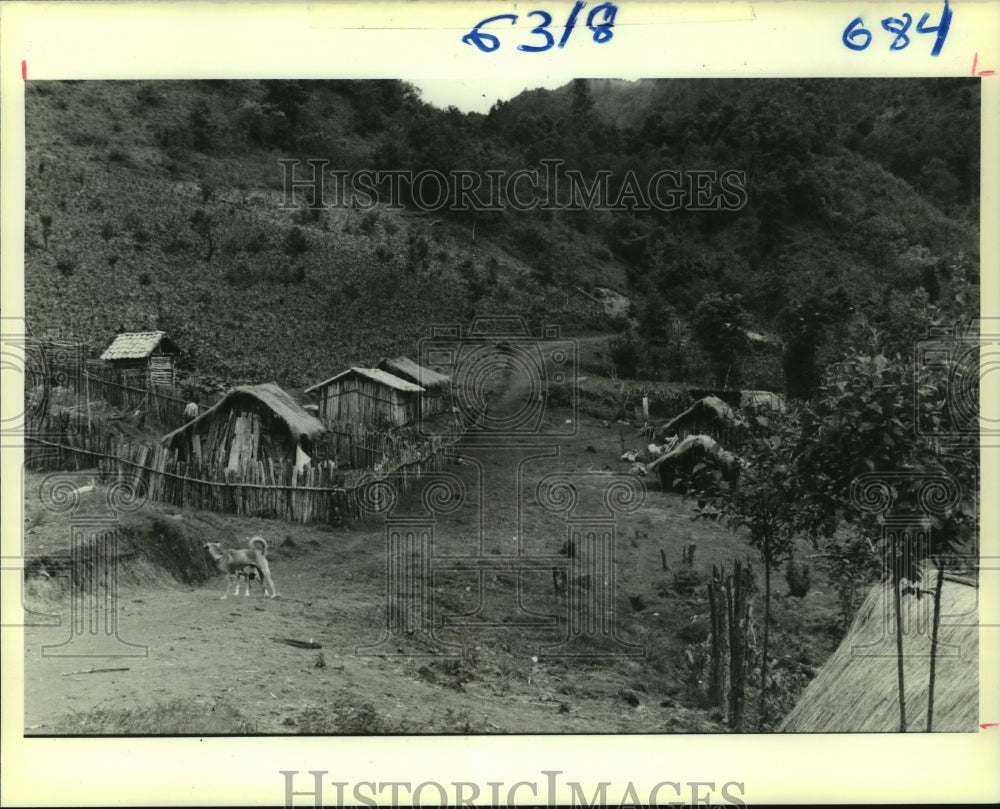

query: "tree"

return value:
[691, 293, 751, 385]
[693, 403, 803, 727]
[780, 289, 853, 400]
[639, 293, 676, 348]
[188, 209, 215, 262]
[794, 344, 976, 731]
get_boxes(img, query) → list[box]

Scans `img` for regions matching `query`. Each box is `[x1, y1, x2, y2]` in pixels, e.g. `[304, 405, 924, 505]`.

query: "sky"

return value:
[412, 77, 575, 114]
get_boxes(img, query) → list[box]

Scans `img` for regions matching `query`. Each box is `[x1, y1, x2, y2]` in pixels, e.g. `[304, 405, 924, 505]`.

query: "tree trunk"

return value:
[927, 563, 945, 732]
[893, 572, 907, 732]
[759, 535, 771, 728]
[726, 560, 752, 731]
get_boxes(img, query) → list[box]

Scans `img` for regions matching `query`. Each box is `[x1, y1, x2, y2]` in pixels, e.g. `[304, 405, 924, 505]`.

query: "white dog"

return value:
[203, 536, 277, 599]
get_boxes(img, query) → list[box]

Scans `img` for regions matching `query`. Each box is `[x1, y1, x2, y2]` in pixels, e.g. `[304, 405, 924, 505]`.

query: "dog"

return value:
[203, 536, 277, 599]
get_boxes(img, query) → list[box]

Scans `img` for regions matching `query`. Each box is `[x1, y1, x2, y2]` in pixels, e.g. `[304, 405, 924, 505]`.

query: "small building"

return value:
[305, 367, 424, 428]
[100, 330, 179, 388]
[657, 395, 746, 441]
[592, 286, 631, 319]
[376, 356, 451, 417]
[160, 382, 326, 472]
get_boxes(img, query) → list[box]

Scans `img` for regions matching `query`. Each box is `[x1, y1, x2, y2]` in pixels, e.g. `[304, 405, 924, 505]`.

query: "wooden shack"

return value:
[100, 330, 179, 388]
[160, 382, 326, 472]
[376, 356, 451, 417]
[305, 367, 424, 428]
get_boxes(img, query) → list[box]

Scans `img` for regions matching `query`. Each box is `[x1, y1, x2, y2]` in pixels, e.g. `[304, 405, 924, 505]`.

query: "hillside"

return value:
[23, 78, 979, 395]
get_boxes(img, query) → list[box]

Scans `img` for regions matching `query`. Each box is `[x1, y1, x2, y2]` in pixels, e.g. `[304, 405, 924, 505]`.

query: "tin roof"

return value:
[304, 367, 425, 395]
[100, 331, 176, 361]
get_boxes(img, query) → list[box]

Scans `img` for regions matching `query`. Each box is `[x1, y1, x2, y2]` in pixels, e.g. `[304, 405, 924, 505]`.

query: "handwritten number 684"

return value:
[462, 2, 618, 53]
[842, 0, 952, 56]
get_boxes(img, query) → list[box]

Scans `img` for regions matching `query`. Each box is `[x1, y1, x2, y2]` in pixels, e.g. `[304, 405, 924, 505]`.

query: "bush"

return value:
[677, 618, 710, 643]
[784, 555, 811, 598]
[609, 335, 640, 378]
[283, 226, 309, 256]
[56, 255, 76, 277]
[671, 566, 705, 595]
[360, 210, 380, 235]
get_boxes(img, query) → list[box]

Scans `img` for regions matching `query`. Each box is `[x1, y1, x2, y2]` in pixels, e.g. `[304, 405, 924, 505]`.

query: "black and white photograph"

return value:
[2, 1, 998, 806]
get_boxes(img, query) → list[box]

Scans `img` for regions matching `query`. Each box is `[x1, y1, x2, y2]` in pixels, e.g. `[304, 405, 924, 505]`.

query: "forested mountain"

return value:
[24, 78, 979, 394]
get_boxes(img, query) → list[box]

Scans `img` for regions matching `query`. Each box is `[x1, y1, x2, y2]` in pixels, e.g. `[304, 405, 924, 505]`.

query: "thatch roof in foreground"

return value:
[780, 579, 979, 732]
[160, 383, 326, 446]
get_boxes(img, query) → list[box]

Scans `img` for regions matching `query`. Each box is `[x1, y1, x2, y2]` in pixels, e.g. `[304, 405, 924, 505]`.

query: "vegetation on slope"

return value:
[25, 78, 979, 395]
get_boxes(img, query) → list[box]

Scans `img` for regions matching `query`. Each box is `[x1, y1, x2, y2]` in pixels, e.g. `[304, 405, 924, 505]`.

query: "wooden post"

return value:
[707, 566, 726, 707]
[725, 559, 752, 732]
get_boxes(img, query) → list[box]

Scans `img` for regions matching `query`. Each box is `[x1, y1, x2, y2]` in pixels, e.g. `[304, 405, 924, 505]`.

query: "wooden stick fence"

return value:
[24, 417, 462, 526]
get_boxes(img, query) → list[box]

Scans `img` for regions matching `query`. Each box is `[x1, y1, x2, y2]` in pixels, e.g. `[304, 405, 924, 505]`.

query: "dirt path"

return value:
[22, 395, 834, 735]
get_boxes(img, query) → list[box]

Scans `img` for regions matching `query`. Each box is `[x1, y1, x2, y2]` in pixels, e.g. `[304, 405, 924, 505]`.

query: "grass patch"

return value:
[297, 700, 411, 734]
[37, 698, 257, 735]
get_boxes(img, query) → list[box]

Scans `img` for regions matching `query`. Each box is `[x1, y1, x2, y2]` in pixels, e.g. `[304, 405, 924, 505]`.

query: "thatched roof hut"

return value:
[160, 382, 326, 470]
[740, 390, 786, 412]
[645, 434, 741, 490]
[376, 356, 451, 416]
[657, 395, 746, 441]
[780, 579, 979, 732]
[305, 367, 424, 427]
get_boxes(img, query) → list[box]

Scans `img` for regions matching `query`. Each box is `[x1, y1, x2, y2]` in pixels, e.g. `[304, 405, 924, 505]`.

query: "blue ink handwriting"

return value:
[843, 0, 951, 56]
[462, 2, 617, 53]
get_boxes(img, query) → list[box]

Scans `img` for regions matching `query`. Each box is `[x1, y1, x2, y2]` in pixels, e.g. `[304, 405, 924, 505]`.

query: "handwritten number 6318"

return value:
[843, 0, 951, 55]
[462, 2, 618, 53]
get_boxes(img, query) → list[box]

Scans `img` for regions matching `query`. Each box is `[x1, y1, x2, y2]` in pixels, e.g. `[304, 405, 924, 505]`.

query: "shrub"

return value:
[671, 566, 705, 595]
[609, 335, 640, 378]
[283, 226, 309, 256]
[407, 234, 429, 272]
[135, 84, 163, 108]
[56, 255, 76, 276]
[190, 101, 217, 153]
[677, 618, 710, 644]
[784, 555, 811, 598]
[360, 210, 380, 235]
